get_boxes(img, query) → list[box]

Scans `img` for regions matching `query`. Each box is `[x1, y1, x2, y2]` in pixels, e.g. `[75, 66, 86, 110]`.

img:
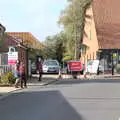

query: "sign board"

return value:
[8, 52, 18, 65]
[8, 47, 18, 65]
[67, 61, 83, 72]
[86, 60, 99, 74]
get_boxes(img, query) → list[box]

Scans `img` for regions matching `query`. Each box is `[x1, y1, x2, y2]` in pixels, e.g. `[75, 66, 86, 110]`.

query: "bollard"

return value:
[84, 71, 87, 78]
[58, 69, 62, 79]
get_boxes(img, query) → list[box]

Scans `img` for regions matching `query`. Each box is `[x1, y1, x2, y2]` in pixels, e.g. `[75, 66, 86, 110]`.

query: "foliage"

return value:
[116, 64, 120, 73]
[35, 0, 92, 63]
[58, 0, 92, 59]
[0, 72, 16, 85]
[43, 32, 66, 63]
[63, 55, 73, 61]
[28, 48, 43, 62]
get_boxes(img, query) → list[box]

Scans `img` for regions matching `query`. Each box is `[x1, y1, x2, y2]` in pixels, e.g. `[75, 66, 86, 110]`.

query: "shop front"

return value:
[98, 49, 120, 74]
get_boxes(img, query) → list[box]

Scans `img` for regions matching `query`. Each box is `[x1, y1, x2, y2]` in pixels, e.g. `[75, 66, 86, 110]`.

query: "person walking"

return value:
[19, 62, 26, 88]
[14, 59, 20, 88]
[38, 58, 43, 81]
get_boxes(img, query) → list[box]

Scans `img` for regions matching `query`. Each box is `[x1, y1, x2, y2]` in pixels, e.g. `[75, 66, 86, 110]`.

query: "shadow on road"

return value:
[0, 90, 85, 120]
[55, 78, 120, 85]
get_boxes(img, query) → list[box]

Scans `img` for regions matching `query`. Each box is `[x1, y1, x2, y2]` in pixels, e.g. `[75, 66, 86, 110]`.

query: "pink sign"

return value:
[8, 52, 18, 65]
[67, 61, 83, 72]
[8, 60, 17, 65]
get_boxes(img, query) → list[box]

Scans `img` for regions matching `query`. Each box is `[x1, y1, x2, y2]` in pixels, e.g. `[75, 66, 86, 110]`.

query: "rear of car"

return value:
[42, 60, 60, 74]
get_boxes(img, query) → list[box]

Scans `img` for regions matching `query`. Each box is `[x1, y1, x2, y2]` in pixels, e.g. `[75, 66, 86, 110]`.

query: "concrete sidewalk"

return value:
[0, 76, 58, 98]
[28, 76, 58, 86]
[83, 74, 120, 79]
[61, 73, 120, 79]
[0, 87, 19, 94]
[0, 87, 21, 100]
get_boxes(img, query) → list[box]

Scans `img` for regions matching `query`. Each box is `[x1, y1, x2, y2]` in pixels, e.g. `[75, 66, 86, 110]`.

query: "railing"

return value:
[0, 65, 15, 76]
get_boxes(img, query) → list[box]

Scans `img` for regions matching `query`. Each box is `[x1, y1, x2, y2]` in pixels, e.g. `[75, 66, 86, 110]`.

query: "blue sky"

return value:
[0, 0, 67, 41]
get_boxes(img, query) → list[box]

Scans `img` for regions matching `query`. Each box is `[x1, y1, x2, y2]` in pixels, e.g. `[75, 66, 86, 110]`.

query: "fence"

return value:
[0, 65, 15, 76]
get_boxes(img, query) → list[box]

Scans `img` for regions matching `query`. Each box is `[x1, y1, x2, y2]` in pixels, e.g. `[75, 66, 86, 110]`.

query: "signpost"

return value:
[8, 47, 18, 65]
[67, 61, 83, 72]
[86, 60, 99, 74]
[67, 60, 83, 79]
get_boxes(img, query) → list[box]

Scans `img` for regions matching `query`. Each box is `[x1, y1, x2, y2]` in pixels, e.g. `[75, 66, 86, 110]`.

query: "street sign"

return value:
[86, 60, 99, 74]
[7, 46, 18, 65]
[67, 61, 83, 72]
[8, 52, 18, 65]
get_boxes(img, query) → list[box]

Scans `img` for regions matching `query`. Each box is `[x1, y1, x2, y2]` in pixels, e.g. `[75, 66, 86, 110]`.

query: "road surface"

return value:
[1, 78, 120, 120]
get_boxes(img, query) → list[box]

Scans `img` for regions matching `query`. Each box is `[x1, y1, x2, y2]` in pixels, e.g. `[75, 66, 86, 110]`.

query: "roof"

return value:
[7, 32, 43, 49]
[92, 0, 120, 49]
[0, 34, 27, 52]
[97, 24, 120, 49]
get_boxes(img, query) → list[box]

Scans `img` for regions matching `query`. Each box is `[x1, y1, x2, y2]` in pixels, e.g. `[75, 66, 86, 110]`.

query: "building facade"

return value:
[0, 24, 28, 77]
[81, 0, 120, 73]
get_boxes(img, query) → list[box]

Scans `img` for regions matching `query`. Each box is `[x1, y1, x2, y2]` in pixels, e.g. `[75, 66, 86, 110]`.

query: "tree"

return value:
[43, 32, 67, 63]
[58, 0, 92, 60]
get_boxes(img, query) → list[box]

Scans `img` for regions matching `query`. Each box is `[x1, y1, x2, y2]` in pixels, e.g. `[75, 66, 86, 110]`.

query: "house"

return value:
[0, 24, 28, 77]
[81, 0, 120, 72]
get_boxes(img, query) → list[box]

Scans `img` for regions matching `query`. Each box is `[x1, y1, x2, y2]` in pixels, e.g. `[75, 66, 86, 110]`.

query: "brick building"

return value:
[81, 0, 120, 72]
[0, 24, 28, 77]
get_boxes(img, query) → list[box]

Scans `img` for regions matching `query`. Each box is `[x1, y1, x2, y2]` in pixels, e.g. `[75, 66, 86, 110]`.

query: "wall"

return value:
[81, 6, 99, 64]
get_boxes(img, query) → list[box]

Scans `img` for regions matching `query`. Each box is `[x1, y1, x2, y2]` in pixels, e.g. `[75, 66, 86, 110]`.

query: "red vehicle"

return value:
[67, 60, 84, 75]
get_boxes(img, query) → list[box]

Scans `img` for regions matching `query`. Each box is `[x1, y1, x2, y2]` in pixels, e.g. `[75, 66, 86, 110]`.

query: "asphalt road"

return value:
[1, 78, 120, 120]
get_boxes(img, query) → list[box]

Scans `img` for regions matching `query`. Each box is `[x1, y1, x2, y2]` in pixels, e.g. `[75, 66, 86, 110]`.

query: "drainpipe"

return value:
[111, 51, 114, 75]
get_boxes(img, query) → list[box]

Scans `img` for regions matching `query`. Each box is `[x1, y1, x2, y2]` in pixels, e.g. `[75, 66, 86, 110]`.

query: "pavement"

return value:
[0, 74, 58, 98]
[85, 74, 120, 79]
[0, 87, 21, 95]
[61, 73, 120, 79]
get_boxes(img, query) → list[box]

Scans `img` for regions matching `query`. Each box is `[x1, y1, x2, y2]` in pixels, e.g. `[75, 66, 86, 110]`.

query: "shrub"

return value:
[116, 64, 120, 73]
[1, 72, 16, 85]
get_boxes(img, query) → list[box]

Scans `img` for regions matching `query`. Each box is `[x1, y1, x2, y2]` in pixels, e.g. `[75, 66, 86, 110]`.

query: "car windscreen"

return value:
[44, 61, 58, 66]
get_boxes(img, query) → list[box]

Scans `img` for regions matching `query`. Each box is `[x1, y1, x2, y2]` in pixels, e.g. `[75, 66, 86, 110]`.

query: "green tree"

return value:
[43, 32, 67, 63]
[58, 0, 92, 60]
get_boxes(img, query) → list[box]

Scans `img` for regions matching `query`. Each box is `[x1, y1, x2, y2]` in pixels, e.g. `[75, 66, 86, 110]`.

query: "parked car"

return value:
[42, 60, 60, 74]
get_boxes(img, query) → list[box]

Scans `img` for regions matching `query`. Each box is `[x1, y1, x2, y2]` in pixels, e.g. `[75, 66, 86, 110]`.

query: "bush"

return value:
[116, 64, 120, 73]
[0, 72, 16, 85]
